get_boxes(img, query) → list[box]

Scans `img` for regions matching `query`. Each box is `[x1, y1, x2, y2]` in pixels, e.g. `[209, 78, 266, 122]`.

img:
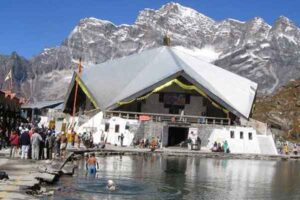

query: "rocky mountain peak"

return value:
[270, 16, 300, 39]
[1, 2, 300, 103]
[160, 2, 213, 21]
[243, 17, 271, 43]
[247, 17, 271, 29]
[276, 15, 295, 26]
[136, 2, 214, 28]
[77, 17, 116, 28]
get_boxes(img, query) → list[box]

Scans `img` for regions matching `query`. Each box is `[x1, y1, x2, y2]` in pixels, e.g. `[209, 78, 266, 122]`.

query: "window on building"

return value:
[105, 123, 109, 132]
[185, 94, 190, 104]
[230, 131, 234, 138]
[115, 124, 120, 133]
[248, 132, 253, 140]
[240, 131, 244, 139]
[159, 93, 164, 102]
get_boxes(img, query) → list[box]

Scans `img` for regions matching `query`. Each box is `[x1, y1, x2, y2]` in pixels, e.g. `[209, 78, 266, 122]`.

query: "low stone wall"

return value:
[73, 146, 300, 161]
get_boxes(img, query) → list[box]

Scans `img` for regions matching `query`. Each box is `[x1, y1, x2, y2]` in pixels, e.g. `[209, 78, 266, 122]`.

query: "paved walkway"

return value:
[0, 149, 48, 200]
[72, 144, 299, 160]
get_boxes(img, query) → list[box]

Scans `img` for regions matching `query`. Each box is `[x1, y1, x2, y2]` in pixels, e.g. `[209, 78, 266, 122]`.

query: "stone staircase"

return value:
[257, 135, 277, 155]
[132, 122, 144, 140]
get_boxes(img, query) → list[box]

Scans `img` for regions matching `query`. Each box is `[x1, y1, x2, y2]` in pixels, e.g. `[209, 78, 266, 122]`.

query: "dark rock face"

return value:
[0, 53, 29, 97]
[0, 171, 9, 180]
[253, 79, 300, 136]
[1, 3, 300, 101]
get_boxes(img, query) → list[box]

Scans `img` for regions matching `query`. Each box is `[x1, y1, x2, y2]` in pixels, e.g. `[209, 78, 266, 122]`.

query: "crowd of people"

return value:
[0, 124, 86, 160]
[279, 143, 300, 155]
[132, 136, 160, 150]
[211, 140, 230, 153]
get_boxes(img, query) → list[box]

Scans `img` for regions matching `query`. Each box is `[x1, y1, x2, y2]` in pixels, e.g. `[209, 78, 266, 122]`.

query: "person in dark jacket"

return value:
[39, 131, 46, 160]
[196, 136, 202, 150]
[0, 127, 4, 150]
[20, 130, 31, 159]
[46, 132, 55, 159]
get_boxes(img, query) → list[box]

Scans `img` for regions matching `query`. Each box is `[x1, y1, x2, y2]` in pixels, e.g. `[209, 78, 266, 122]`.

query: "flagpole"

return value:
[10, 70, 13, 92]
[71, 58, 82, 128]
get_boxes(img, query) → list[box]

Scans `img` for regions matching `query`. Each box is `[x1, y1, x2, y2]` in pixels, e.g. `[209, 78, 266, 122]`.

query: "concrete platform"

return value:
[70, 144, 299, 161]
[0, 149, 55, 199]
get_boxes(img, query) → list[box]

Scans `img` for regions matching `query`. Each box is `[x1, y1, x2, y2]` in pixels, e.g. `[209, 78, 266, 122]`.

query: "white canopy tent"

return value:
[65, 46, 257, 119]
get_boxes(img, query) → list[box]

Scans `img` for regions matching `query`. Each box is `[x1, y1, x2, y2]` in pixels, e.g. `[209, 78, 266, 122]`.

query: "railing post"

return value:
[213, 119, 215, 124]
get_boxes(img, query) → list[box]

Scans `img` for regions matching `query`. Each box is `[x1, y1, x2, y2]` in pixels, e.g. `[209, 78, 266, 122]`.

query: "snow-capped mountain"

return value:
[1, 2, 300, 102]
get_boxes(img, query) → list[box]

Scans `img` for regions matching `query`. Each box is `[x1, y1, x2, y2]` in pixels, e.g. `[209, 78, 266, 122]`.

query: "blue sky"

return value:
[0, 0, 299, 58]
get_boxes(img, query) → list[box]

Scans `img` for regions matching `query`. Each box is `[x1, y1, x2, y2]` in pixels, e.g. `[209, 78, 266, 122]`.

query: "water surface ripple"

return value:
[53, 155, 300, 200]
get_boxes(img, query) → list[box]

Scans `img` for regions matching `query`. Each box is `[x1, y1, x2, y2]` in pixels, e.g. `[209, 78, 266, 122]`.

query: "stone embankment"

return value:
[0, 150, 76, 199]
[71, 145, 300, 161]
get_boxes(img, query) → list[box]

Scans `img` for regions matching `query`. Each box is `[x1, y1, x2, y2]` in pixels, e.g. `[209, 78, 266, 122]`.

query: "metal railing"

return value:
[104, 110, 231, 125]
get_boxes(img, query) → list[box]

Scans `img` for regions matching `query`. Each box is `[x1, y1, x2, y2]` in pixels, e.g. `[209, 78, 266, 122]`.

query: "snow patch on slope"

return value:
[174, 46, 220, 62]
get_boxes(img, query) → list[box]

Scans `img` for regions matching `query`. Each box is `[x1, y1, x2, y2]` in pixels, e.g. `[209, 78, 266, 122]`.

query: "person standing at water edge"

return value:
[39, 130, 46, 160]
[293, 144, 298, 155]
[0, 127, 4, 150]
[86, 153, 99, 174]
[9, 130, 19, 158]
[31, 129, 43, 160]
[67, 130, 75, 149]
[196, 136, 201, 150]
[120, 133, 124, 147]
[20, 130, 31, 159]
[60, 132, 67, 158]
[283, 143, 289, 155]
[223, 140, 229, 153]
[46, 131, 55, 159]
[54, 133, 61, 157]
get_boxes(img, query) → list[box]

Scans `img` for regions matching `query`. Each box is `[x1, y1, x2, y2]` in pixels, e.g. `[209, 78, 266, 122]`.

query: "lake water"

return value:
[53, 155, 300, 200]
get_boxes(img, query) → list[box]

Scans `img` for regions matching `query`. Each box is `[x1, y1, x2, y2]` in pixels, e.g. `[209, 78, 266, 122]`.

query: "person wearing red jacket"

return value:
[9, 130, 19, 158]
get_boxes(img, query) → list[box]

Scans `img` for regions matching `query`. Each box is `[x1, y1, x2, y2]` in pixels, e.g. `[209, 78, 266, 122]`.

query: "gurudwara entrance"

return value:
[167, 126, 189, 146]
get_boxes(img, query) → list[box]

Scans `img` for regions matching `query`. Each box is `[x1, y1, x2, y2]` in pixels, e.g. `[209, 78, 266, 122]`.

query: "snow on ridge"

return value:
[277, 33, 297, 44]
[227, 18, 245, 24]
[260, 43, 271, 48]
[174, 45, 220, 63]
[84, 17, 116, 26]
[249, 17, 271, 29]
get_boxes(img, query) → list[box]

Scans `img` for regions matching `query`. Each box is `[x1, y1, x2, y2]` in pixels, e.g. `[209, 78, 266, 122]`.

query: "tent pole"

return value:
[10, 71, 13, 91]
[71, 58, 83, 128]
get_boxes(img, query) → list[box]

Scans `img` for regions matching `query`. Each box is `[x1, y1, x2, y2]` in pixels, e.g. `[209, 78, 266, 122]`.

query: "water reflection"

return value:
[54, 155, 300, 200]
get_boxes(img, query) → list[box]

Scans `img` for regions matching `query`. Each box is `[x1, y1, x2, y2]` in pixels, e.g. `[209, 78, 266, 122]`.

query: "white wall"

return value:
[207, 126, 260, 154]
[76, 112, 103, 133]
[104, 117, 137, 146]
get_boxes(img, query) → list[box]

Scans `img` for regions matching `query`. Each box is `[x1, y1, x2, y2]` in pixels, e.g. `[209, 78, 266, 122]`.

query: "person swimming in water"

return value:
[107, 179, 116, 191]
[86, 153, 99, 174]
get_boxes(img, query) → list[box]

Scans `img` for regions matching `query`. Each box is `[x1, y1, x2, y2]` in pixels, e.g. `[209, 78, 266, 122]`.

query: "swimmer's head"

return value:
[107, 180, 114, 187]
[107, 180, 116, 191]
